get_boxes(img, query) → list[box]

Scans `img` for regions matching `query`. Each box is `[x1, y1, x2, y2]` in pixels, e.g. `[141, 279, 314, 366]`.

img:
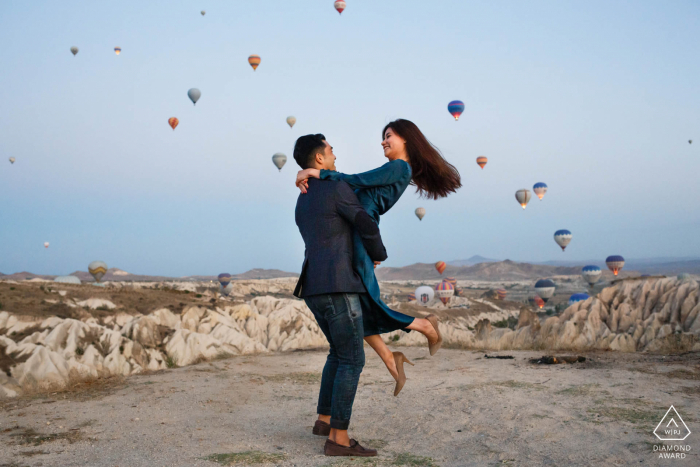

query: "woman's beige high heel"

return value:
[392, 351, 414, 397]
[425, 314, 443, 356]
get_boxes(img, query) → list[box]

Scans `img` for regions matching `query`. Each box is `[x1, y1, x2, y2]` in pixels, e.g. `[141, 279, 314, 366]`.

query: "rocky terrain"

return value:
[1, 276, 698, 400]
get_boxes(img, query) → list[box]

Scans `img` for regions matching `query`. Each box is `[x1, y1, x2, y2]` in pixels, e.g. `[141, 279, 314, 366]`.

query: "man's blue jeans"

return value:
[304, 293, 365, 430]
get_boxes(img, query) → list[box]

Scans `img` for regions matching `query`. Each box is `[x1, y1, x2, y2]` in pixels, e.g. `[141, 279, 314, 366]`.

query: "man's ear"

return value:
[314, 152, 324, 165]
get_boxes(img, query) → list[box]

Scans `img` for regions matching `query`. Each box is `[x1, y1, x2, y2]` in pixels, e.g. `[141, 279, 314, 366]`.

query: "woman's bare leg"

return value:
[406, 317, 438, 344]
[364, 335, 398, 380]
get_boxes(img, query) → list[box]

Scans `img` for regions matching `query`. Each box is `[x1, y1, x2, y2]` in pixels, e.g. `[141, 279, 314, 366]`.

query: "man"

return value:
[293, 134, 386, 457]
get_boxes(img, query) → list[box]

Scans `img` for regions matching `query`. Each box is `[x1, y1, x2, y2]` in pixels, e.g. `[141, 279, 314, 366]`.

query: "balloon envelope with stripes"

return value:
[447, 100, 465, 121]
[582, 265, 602, 287]
[554, 229, 572, 251]
[476, 156, 488, 169]
[435, 280, 454, 305]
[606, 255, 625, 276]
[533, 182, 548, 200]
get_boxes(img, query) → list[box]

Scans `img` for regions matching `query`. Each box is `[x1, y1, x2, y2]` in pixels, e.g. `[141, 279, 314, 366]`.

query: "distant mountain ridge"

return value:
[448, 255, 499, 267]
[0, 268, 298, 282]
[376, 260, 587, 281]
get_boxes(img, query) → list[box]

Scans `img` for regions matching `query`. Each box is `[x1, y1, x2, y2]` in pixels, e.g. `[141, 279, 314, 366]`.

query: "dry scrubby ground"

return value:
[0, 348, 698, 467]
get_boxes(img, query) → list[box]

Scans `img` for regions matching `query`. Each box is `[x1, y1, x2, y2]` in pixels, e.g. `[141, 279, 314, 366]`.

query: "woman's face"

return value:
[382, 127, 406, 161]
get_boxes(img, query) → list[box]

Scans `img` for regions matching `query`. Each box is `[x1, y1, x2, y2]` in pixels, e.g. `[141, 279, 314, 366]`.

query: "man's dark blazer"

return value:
[294, 178, 387, 298]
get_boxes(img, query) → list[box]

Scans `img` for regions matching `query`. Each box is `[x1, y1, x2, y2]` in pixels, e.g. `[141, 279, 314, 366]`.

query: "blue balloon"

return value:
[447, 100, 465, 121]
[568, 293, 590, 306]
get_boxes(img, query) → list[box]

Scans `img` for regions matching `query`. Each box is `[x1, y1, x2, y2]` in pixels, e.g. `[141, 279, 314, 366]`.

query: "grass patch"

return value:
[203, 451, 287, 465]
[555, 384, 607, 397]
[164, 354, 178, 368]
[586, 406, 663, 425]
[9, 427, 82, 446]
[392, 453, 437, 466]
[256, 372, 322, 384]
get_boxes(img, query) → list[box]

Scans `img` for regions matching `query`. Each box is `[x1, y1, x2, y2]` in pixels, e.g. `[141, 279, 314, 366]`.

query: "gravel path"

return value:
[1, 348, 698, 466]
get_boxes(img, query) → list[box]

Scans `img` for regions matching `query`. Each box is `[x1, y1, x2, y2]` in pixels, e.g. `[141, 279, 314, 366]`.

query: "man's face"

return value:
[317, 141, 337, 171]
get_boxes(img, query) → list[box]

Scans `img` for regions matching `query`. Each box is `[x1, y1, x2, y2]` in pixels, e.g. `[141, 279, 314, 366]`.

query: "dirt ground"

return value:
[0, 347, 698, 467]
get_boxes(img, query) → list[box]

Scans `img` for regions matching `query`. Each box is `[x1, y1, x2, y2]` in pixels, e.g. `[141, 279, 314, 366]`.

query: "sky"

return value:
[0, 0, 699, 276]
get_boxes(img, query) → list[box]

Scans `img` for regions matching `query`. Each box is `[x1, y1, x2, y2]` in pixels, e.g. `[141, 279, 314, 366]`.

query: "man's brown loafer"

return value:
[324, 438, 377, 457]
[312, 420, 331, 436]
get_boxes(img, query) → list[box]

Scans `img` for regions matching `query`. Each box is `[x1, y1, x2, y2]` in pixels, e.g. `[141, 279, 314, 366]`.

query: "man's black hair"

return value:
[293, 134, 326, 169]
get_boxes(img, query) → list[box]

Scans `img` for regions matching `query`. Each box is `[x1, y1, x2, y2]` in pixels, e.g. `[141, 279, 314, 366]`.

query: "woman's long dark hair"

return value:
[383, 119, 461, 200]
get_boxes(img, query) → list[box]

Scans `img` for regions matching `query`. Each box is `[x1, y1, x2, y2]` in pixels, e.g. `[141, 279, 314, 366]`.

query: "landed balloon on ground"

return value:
[445, 277, 457, 289]
[515, 189, 531, 209]
[414, 286, 434, 305]
[476, 156, 487, 169]
[435, 280, 454, 305]
[248, 55, 261, 71]
[54, 276, 81, 284]
[496, 289, 507, 300]
[407, 292, 416, 302]
[187, 88, 201, 105]
[534, 279, 555, 302]
[70, 46, 78, 56]
[435, 261, 446, 275]
[88, 261, 108, 282]
[533, 182, 548, 200]
[168, 117, 179, 130]
[554, 229, 572, 251]
[447, 100, 465, 121]
[582, 265, 602, 287]
[114, 47, 121, 55]
[9, 157, 15, 164]
[415, 207, 425, 221]
[272, 153, 287, 171]
[606, 255, 625, 276]
[334, 1, 346, 14]
[568, 293, 590, 307]
[286, 116, 296, 128]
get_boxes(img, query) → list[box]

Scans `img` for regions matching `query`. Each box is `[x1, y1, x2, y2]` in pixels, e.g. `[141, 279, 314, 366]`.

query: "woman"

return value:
[296, 119, 461, 396]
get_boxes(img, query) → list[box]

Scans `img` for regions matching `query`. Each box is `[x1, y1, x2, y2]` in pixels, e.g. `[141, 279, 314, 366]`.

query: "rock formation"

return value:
[1, 277, 698, 398]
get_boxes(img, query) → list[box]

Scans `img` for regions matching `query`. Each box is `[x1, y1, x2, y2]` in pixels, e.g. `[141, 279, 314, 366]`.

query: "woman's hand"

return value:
[374, 261, 381, 269]
[296, 169, 321, 194]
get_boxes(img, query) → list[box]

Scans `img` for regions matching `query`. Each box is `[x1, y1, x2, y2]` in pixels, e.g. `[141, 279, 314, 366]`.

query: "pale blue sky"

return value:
[1, 0, 698, 276]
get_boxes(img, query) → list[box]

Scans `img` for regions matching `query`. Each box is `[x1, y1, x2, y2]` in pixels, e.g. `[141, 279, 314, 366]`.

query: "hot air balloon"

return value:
[334, 1, 346, 14]
[533, 182, 548, 200]
[407, 292, 416, 302]
[606, 255, 625, 276]
[534, 296, 545, 309]
[447, 100, 465, 121]
[201, 10, 206, 16]
[248, 55, 261, 71]
[534, 279, 555, 302]
[114, 47, 121, 55]
[568, 293, 590, 307]
[554, 230, 572, 251]
[55, 276, 81, 284]
[581, 265, 602, 287]
[496, 289, 507, 300]
[415, 286, 434, 305]
[218, 273, 232, 287]
[44, 242, 49, 249]
[689, 140, 693, 144]
[445, 277, 457, 289]
[476, 156, 488, 169]
[9, 157, 15, 164]
[219, 283, 233, 296]
[168, 117, 179, 131]
[435, 280, 454, 305]
[188, 88, 201, 105]
[286, 116, 296, 128]
[88, 261, 108, 282]
[272, 153, 287, 172]
[70, 46, 78, 56]
[415, 207, 426, 221]
[515, 189, 531, 209]
[435, 261, 446, 275]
